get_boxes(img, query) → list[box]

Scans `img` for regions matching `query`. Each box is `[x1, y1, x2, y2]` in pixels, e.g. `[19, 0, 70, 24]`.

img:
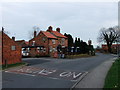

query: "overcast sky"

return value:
[1, 1, 118, 47]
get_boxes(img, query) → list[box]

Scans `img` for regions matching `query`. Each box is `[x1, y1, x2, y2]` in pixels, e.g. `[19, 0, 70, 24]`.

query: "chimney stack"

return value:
[12, 36, 15, 41]
[34, 30, 37, 38]
[56, 28, 60, 33]
[47, 26, 53, 32]
[88, 39, 92, 45]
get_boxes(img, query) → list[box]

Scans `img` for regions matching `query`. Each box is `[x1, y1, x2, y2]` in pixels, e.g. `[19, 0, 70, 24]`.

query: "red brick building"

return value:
[102, 44, 120, 53]
[1, 29, 22, 65]
[29, 26, 68, 57]
[15, 40, 29, 56]
[15, 40, 28, 47]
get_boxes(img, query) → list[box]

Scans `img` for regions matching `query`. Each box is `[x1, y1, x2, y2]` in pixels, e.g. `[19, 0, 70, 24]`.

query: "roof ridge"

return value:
[41, 31, 57, 39]
[51, 30, 67, 38]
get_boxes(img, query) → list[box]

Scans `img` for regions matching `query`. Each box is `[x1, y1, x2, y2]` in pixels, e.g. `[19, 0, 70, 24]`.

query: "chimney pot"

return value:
[12, 37, 15, 41]
[56, 28, 60, 33]
[47, 26, 53, 32]
[34, 30, 37, 38]
[88, 40, 92, 45]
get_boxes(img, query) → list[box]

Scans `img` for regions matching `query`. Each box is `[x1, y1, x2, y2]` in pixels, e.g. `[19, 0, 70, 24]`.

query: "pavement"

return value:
[73, 57, 117, 89]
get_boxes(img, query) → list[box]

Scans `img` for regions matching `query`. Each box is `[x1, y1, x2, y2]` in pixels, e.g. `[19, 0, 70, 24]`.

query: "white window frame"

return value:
[42, 37, 46, 43]
[49, 46, 53, 52]
[32, 41, 35, 46]
[61, 38, 65, 45]
[52, 39, 56, 44]
[43, 48, 46, 53]
[11, 46, 16, 50]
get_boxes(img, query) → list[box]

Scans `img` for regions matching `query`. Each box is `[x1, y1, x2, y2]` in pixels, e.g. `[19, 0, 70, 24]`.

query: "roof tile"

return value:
[42, 31, 57, 39]
[51, 31, 67, 38]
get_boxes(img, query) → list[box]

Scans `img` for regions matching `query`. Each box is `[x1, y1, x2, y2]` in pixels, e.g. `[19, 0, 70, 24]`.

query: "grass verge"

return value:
[66, 54, 93, 59]
[104, 58, 120, 88]
[0, 62, 27, 70]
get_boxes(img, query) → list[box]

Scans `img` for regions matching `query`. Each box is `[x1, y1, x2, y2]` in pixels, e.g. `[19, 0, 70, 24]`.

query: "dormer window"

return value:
[32, 41, 35, 46]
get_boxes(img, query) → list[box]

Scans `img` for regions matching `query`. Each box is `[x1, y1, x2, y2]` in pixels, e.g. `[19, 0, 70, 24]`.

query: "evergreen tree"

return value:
[79, 40, 89, 54]
[64, 33, 74, 47]
[78, 38, 81, 47]
[75, 37, 78, 47]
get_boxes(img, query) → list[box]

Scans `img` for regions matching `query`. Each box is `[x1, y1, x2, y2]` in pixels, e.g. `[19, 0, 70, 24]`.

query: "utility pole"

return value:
[2, 27, 3, 67]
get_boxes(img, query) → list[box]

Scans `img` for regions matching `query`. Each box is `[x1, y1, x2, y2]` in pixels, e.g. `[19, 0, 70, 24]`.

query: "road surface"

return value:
[2, 53, 115, 88]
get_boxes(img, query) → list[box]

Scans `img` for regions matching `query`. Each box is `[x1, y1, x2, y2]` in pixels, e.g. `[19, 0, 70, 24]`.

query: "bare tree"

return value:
[28, 26, 40, 39]
[98, 26, 120, 53]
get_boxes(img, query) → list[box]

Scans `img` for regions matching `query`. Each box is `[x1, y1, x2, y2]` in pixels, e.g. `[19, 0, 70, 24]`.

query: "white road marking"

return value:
[5, 70, 88, 82]
[4, 67, 87, 82]
[71, 72, 89, 89]
[22, 74, 36, 77]
[48, 77, 59, 80]
[71, 80, 78, 82]
[5, 71, 36, 77]
[5, 71, 9, 72]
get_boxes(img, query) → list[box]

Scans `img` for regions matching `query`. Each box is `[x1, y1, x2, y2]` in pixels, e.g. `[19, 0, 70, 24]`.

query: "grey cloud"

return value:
[2, 2, 118, 47]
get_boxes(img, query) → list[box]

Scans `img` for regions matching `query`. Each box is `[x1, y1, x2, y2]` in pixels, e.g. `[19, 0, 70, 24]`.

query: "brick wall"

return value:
[48, 38, 58, 57]
[57, 38, 68, 47]
[2, 32, 22, 65]
[29, 32, 49, 57]
[29, 31, 68, 58]
[29, 32, 59, 57]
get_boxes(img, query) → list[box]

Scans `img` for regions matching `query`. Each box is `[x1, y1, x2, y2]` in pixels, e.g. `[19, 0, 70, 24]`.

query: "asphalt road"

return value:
[2, 53, 115, 88]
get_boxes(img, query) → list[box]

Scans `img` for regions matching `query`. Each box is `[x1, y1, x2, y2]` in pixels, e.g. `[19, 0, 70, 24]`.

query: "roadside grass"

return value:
[0, 62, 27, 70]
[66, 54, 93, 59]
[104, 58, 120, 88]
